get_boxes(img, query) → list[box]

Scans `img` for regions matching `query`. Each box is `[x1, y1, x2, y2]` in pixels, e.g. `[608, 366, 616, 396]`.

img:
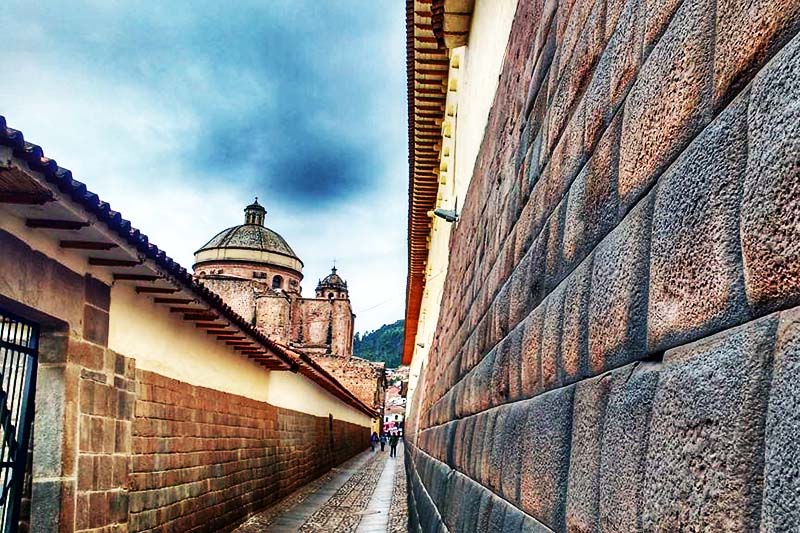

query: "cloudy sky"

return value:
[0, 1, 409, 333]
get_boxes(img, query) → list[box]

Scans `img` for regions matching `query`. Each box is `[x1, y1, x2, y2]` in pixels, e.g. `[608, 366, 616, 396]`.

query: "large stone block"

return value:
[714, 0, 800, 108]
[741, 33, 800, 315]
[648, 93, 750, 352]
[0, 230, 84, 334]
[618, 0, 714, 214]
[588, 195, 653, 373]
[598, 362, 660, 532]
[761, 307, 800, 530]
[520, 306, 545, 400]
[540, 285, 566, 391]
[566, 373, 612, 533]
[642, 316, 778, 530]
[584, 0, 643, 150]
[561, 258, 593, 384]
[500, 402, 526, 503]
[518, 386, 574, 531]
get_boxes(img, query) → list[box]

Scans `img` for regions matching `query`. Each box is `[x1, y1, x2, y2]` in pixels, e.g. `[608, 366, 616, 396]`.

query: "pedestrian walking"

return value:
[389, 433, 399, 457]
[370, 432, 379, 452]
[380, 433, 387, 452]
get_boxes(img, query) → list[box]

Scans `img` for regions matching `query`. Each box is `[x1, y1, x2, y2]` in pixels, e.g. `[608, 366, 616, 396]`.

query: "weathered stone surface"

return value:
[741, 33, 800, 315]
[0, 230, 84, 334]
[500, 402, 526, 503]
[566, 374, 611, 533]
[585, 0, 643, 150]
[84, 275, 110, 311]
[618, 0, 714, 213]
[648, 93, 750, 352]
[541, 285, 566, 390]
[714, 0, 800, 107]
[561, 259, 593, 384]
[642, 316, 778, 530]
[406, 1, 800, 530]
[598, 362, 660, 532]
[588, 195, 652, 373]
[520, 306, 545, 400]
[761, 308, 800, 531]
[761, 307, 800, 530]
[518, 387, 574, 530]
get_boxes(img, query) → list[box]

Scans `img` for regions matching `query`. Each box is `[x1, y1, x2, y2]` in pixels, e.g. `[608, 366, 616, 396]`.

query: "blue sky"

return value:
[0, 1, 408, 333]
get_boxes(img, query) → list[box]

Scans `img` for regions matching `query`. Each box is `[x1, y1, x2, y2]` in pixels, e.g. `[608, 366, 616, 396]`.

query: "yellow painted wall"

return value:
[264, 370, 373, 427]
[108, 284, 371, 427]
[406, 0, 520, 409]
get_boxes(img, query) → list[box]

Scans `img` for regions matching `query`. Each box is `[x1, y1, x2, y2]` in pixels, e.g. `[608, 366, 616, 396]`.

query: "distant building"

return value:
[194, 199, 386, 427]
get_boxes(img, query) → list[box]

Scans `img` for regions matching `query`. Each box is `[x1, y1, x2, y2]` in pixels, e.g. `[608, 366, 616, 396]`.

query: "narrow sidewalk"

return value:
[356, 444, 400, 532]
[234, 443, 407, 532]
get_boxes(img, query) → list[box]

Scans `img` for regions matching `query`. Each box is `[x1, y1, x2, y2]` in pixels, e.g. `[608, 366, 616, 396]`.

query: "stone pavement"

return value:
[235, 443, 408, 532]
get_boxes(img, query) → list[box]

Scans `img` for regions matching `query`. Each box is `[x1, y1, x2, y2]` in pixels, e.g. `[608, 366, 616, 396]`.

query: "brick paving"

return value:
[234, 444, 408, 532]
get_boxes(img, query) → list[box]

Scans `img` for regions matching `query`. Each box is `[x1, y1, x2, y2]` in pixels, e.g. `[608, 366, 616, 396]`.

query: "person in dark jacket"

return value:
[370, 432, 379, 452]
[380, 433, 387, 451]
[389, 433, 399, 457]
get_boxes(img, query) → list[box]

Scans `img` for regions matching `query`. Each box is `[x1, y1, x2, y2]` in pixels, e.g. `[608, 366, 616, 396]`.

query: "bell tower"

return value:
[316, 266, 349, 300]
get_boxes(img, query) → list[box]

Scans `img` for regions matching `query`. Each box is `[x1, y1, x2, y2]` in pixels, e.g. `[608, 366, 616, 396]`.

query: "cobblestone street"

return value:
[235, 444, 408, 532]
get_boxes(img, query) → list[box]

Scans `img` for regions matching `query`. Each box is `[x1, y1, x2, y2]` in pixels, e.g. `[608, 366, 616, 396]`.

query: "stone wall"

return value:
[314, 355, 386, 412]
[406, 0, 800, 530]
[127, 371, 367, 531]
[294, 298, 355, 356]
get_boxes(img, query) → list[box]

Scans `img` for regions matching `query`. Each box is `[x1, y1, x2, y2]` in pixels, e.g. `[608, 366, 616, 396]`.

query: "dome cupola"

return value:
[316, 266, 349, 300]
[193, 198, 303, 278]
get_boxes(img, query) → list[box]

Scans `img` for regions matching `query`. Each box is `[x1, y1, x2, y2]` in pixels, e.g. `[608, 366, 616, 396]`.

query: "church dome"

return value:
[318, 267, 347, 289]
[193, 199, 303, 275]
[198, 224, 298, 258]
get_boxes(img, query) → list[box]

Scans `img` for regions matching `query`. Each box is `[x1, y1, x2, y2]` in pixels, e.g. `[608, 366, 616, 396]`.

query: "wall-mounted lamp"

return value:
[432, 208, 458, 223]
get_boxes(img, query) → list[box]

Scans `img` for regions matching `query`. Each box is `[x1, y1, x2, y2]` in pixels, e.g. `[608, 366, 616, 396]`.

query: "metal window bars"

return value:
[0, 310, 38, 532]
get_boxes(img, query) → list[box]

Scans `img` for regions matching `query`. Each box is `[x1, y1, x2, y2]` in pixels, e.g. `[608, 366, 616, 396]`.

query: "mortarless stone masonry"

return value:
[405, 0, 800, 530]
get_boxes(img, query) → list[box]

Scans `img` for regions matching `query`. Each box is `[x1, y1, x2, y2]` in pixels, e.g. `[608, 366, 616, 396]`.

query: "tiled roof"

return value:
[0, 115, 377, 418]
[402, 0, 475, 365]
[197, 224, 299, 259]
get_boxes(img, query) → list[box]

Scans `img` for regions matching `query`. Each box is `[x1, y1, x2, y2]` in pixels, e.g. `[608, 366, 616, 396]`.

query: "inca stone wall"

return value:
[405, 0, 800, 530]
[127, 371, 367, 531]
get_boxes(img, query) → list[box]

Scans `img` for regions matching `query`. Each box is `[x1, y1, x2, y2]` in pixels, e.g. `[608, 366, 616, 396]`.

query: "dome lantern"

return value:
[244, 198, 266, 226]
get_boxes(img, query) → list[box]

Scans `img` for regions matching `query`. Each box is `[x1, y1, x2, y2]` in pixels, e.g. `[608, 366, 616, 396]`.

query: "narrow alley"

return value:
[236, 444, 407, 532]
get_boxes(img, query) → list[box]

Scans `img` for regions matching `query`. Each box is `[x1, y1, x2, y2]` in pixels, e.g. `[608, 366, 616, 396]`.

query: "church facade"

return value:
[194, 200, 386, 415]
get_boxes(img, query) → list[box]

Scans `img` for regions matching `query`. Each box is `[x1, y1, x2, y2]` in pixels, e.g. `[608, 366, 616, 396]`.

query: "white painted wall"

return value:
[407, 0, 519, 406]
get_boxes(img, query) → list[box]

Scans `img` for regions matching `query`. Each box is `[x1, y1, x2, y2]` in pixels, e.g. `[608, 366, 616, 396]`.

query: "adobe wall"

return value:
[406, 0, 800, 531]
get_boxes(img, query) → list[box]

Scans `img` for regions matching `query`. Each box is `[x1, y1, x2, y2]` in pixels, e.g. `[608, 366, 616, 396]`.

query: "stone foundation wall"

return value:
[406, 0, 800, 530]
[127, 371, 368, 531]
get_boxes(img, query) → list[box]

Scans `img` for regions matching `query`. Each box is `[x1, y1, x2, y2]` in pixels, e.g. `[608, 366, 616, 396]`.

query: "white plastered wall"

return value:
[407, 0, 519, 405]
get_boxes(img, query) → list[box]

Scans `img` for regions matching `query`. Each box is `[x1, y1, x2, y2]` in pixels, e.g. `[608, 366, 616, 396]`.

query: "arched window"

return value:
[272, 275, 283, 289]
[328, 292, 334, 299]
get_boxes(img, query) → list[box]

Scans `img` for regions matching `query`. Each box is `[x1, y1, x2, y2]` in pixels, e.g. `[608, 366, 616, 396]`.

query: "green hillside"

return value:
[354, 319, 404, 368]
